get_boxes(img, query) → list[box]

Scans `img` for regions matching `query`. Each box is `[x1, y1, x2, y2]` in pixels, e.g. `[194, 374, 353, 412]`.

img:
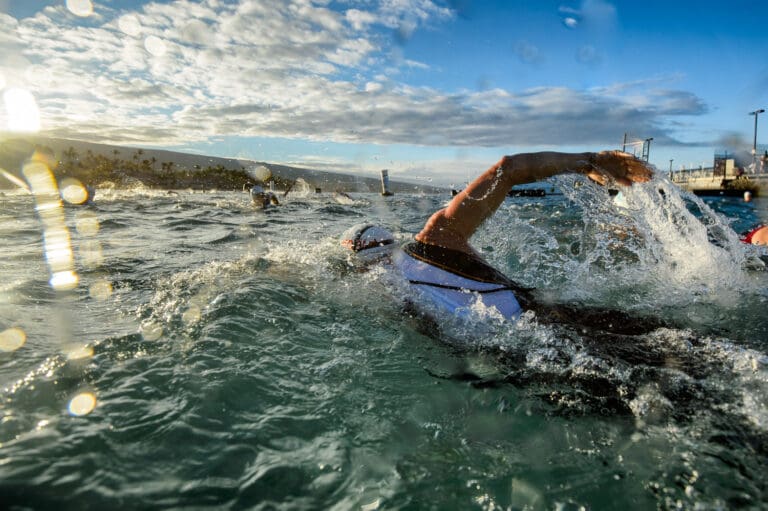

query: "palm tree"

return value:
[62, 146, 78, 175]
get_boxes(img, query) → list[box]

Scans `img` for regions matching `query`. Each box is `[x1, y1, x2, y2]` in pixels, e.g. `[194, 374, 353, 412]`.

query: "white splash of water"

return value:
[524, 175, 754, 312]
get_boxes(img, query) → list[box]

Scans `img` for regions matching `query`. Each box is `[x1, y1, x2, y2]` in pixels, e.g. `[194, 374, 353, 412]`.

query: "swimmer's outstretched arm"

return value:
[416, 151, 653, 253]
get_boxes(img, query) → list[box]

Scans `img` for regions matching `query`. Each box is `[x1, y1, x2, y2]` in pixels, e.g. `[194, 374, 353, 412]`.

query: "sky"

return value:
[0, 0, 767, 186]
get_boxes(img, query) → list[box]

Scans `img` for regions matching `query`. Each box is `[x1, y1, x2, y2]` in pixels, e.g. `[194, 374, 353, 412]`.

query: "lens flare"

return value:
[50, 270, 79, 290]
[3, 88, 41, 133]
[66, 0, 94, 17]
[22, 161, 79, 291]
[0, 327, 26, 352]
[68, 391, 97, 416]
[60, 178, 89, 205]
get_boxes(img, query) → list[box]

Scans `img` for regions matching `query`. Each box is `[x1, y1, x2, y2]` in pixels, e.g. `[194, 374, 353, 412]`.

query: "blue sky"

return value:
[1, 0, 767, 185]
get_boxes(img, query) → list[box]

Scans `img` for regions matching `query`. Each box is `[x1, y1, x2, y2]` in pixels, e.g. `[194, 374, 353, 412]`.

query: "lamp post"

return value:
[642, 137, 653, 162]
[669, 159, 673, 180]
[750, 109, 765, 168]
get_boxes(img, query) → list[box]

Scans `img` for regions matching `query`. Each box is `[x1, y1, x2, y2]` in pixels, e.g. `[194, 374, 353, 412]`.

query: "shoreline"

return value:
[0, 135, 447, 195]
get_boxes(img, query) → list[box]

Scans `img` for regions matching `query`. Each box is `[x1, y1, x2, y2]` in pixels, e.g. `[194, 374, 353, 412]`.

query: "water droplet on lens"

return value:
[61, 178, 88, 205]
[75, 211, 100, 236]
[89, 279, 112, 300]
[66, 0, 94, 17]
[0, 327, 26, 352]
[140, 320, 163, 341]
[144, 35, 167, 57]
[118, 14, 142, 37]
[68, 391, 97, 416]
[65, 343, 94, 360]
[182, 305, 201, 325]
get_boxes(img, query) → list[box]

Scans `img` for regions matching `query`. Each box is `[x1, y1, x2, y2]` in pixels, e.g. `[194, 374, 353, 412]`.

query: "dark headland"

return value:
[0, 136, 446, 194]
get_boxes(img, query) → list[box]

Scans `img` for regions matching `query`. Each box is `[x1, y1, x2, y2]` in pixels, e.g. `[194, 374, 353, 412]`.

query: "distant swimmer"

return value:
[333, 191, 355, 205]
[741, 225, 768, 245]
[249, 184, 279, 209]
[341, 150, 657, 332]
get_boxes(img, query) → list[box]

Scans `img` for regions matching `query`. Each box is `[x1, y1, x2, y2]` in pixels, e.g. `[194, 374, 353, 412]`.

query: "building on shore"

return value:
[671, 150, 768, 196]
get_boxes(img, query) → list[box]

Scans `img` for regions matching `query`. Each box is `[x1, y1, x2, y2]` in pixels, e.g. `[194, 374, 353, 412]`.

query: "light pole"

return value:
[750, 108, 765, 168]
[669, 159, 673, 180]
[642, 137, 653, 162]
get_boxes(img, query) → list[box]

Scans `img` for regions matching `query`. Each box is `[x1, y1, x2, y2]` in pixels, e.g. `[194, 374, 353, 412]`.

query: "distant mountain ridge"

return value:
[0, 135, 446, 194]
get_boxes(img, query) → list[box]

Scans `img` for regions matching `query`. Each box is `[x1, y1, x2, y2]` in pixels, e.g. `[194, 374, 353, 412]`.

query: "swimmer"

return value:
[341, 150, 660, 333]
[741, 225, 768, 246]
[249, 184, 279, 208]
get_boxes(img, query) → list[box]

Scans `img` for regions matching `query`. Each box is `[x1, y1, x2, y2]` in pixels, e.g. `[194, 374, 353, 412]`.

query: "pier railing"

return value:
[670, 167, 717, 184]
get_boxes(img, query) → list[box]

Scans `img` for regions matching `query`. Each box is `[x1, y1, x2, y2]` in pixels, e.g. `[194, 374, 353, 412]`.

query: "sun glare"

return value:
[3, 88, 41, 133]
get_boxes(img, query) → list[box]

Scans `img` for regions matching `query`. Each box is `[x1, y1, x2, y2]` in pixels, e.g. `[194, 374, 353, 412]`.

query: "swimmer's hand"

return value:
[581, 151, 654, 187]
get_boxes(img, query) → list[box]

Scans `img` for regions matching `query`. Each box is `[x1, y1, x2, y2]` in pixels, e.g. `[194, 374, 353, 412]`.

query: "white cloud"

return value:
[0, 0, 705, 149]
[563, 17, 578, 28]
[346, 9, 377, 31]
[377, 0, 454, 27]
[365, 81, 383, 92]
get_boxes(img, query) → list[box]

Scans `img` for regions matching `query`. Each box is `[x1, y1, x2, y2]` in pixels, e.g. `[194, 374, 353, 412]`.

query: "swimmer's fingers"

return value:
[585, 151, 653, 186]
[580, 158, 619, 187]
[584, 168, 610, 186]
[601, 150, 654, 183]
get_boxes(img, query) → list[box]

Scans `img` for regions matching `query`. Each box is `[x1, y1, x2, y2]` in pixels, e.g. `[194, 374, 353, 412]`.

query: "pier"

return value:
[671, 152, 766, 196]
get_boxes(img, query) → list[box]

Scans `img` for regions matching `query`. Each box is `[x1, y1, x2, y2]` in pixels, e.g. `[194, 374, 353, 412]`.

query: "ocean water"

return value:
[1, 175, 768, 510]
